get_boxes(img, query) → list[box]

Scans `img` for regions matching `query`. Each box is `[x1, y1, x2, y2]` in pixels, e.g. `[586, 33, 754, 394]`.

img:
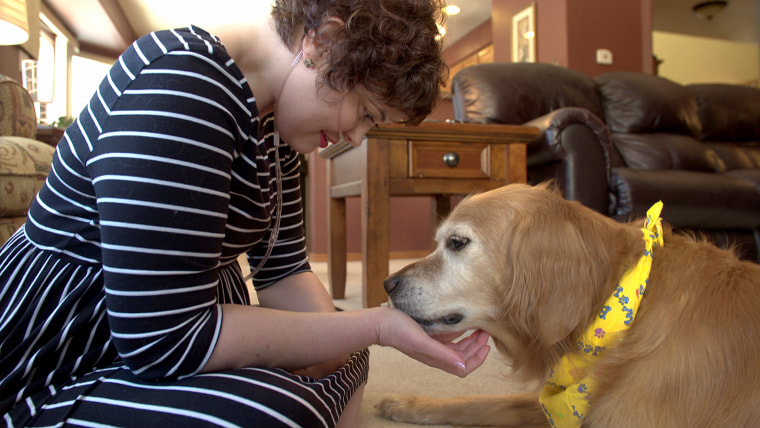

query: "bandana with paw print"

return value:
[539, 201, 664, 427]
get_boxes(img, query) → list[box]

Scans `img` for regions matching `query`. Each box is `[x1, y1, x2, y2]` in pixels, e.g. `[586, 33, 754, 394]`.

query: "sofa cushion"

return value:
[452, 63, 605, 125]
[611, 133, 725, 172]
[706, 142, 760, 170]
[0, 136, 55, 217]
[724, 169, 760, 192]
[687, 84, 760, 141]
[596, 72, 701, 137]
[611, 168, 760, 229]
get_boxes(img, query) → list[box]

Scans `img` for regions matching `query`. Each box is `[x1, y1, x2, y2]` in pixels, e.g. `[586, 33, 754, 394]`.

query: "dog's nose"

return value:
[383, 276, 402, 295]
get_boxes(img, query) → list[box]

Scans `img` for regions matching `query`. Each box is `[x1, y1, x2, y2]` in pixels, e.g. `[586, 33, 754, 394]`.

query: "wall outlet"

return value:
[596, 49, 613, 65]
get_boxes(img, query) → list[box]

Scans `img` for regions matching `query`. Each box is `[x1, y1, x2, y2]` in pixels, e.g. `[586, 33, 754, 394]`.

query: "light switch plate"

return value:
[596, 49, 613, 65]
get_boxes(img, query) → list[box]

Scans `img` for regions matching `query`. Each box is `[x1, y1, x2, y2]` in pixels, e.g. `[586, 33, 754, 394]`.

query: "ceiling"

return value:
[653, 0, 759, 43]
[42, 0, 758, 60]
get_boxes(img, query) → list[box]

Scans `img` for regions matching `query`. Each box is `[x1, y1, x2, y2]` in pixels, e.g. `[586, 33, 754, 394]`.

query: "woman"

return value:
[0, 0, 491, 426]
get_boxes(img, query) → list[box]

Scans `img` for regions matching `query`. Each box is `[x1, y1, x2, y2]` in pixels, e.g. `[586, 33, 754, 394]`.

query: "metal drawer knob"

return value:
[442, 152, 459, 167]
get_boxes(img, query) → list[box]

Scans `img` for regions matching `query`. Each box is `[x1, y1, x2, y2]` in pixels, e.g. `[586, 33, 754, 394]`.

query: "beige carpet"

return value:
[240, 256, 538, 427]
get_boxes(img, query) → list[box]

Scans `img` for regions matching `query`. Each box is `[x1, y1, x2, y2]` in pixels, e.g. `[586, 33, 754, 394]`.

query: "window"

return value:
[21, 28, 55, 123]
[71, 55, 111, 116]
[22, 13, 112, 125]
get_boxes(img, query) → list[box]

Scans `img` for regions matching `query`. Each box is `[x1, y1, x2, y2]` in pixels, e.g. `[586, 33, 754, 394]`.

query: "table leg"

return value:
[327, 195, 347, 299]
[431, 195, 451, 227]
[361, 139, 390, 307]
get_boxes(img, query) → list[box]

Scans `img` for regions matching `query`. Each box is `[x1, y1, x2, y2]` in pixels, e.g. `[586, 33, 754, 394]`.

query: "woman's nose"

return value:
[344, 124, 374, 147]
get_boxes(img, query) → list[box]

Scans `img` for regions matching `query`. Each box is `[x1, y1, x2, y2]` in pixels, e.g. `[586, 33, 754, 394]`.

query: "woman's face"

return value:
[274, 53, 406, 153]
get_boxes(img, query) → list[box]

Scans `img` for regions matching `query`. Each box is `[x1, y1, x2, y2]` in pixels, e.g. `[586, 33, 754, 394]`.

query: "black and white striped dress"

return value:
[0, 26, 368, 427]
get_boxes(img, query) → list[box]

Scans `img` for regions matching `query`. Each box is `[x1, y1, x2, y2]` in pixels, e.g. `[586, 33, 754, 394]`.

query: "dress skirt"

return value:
[0, 229, 369, 427]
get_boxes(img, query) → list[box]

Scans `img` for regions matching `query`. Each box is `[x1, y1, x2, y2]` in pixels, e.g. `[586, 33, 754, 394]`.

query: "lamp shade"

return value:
[0, 0, 29, 45]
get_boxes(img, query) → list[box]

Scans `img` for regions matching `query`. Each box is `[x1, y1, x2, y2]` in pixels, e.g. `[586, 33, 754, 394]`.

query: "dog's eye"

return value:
[446, 236, 470, 251]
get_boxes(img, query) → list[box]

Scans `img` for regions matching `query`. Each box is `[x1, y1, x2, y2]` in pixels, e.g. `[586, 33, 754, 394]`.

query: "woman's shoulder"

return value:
[130, 25, 229, 63]
[116, 25, 252, 110]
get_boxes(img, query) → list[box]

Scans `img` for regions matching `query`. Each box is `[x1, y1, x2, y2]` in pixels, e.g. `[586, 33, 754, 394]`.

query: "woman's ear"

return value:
[300, 29, 319, 66]
[301, 17, 345, 68]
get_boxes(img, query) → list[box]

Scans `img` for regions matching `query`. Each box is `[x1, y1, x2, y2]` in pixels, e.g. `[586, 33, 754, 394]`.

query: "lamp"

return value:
[0, 0, 29, 45]
[692, 1, 728, 21]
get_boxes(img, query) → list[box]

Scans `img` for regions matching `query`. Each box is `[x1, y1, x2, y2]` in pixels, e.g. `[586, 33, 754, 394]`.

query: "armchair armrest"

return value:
[523, 107, 615, 214]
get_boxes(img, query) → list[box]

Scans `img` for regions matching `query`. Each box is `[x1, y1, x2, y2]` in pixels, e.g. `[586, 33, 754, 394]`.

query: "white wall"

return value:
[653, 31, 759, 85]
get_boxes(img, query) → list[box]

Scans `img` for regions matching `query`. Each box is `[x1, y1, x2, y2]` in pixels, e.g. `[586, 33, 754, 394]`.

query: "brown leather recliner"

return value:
[451, 63, 760, 262]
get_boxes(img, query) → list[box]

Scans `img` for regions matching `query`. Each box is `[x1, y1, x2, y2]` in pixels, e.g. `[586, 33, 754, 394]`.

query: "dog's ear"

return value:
[503, 194, 643, 348]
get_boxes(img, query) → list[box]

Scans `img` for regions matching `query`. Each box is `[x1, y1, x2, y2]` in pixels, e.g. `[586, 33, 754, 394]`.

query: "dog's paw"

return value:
[376, 394, 435, 424]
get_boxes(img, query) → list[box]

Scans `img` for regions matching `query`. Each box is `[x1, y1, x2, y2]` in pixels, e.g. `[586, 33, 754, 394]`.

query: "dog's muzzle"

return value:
[383, 274, 464, 328]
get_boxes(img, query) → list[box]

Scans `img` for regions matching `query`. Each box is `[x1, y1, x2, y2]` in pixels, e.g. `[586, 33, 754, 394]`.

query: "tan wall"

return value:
[653, 31, 760, 85]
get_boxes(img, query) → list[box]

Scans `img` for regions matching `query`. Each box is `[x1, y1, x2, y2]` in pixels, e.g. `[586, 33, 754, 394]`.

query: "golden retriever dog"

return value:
[379, 183, 760, 427]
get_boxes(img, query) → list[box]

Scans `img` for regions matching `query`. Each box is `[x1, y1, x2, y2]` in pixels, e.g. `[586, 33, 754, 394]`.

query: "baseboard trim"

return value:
[308, 250, 430, 262]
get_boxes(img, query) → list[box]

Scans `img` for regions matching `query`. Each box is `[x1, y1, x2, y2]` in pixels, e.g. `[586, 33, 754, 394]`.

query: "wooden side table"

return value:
[36, 126, 65, 147]
[319, 121, 539, 307]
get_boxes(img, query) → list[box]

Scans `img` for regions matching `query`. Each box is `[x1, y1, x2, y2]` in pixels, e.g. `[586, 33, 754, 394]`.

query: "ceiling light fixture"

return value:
[692, 1, 728, 21]
[0, 0, 29, 45]
[443, 5, 461, 16]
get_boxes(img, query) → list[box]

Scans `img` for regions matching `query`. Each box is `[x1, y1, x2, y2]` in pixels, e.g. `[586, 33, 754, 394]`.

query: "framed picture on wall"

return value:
[512, 3, 536, 63]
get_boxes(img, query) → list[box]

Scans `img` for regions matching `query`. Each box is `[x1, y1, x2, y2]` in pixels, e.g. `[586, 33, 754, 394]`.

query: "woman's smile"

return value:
[320, 131, 342, 148]
[320, 131, 330, 148]
[320, 130, 355, 148]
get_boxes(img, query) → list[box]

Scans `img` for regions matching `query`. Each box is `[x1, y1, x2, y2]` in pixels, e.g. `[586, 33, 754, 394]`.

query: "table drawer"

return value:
[408, 141, 490, 178]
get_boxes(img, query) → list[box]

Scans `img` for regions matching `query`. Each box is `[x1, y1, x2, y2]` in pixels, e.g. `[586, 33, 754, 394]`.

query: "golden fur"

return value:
[379, 183, 760, 427]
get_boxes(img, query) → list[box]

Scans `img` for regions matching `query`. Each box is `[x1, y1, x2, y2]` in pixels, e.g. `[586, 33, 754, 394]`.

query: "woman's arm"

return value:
[204, 272, 491, 377]
[204, 304, 490, 378]
[256, 271, 338, 313]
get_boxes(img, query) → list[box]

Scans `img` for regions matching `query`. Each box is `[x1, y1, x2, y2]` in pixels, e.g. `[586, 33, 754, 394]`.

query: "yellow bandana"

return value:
[539, 201, 664, 427]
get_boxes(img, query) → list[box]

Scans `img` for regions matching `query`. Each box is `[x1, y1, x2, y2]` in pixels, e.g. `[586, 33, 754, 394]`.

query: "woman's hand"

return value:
[375, 307, 491, 377]
[208, 293, 489, 379]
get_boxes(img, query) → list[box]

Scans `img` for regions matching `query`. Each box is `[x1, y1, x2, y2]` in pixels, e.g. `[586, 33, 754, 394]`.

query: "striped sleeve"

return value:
[246, 137, 312, 289]
[86, 43, 250, 379]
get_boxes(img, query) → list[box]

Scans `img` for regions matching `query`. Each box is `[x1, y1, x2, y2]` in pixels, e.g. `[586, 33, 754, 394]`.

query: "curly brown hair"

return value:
[271, 0, 448, 125]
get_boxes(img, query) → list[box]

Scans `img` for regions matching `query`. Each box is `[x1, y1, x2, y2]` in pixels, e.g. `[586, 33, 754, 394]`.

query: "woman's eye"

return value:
[364, 110, 377, 125]
[446, 236, 470, 251]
